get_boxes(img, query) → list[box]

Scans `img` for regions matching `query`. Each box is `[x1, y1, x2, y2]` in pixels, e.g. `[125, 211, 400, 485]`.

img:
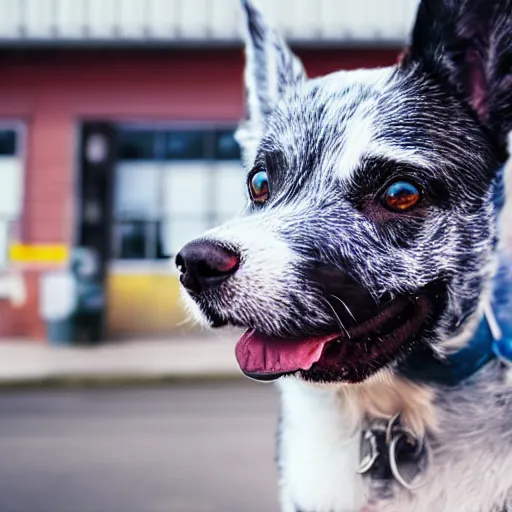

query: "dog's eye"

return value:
[248, 168, 269, 204]
[382, 181, 420, 212]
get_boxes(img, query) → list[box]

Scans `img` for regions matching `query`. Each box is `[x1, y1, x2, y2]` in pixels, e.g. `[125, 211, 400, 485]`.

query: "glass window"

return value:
[113, 126, 245, 260]
[0, 127, 21, 270]
[114, 163, 160, 219]
[214, 130, 241, 161]
[155, 220, 169, 259]
[164, 130, 205, 160]
[163, 164, 209, 216]
[165, 218, 210, 258]
[117, 130, 157, 160]
[115, 221, 147, 260]
[0, 158, 23, 218]
[0, 130, 17, 156]
[213, 163, 247, 219]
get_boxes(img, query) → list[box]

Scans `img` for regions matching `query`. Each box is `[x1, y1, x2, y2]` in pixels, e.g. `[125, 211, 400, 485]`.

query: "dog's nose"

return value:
[175, 240, 240, 294]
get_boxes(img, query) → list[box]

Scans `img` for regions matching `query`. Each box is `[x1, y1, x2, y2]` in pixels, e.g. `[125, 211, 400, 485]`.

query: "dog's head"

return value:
[176, 0, 512, 384]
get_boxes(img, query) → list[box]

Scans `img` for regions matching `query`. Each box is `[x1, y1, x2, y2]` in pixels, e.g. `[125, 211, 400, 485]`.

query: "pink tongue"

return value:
[235, 329, 339, 376]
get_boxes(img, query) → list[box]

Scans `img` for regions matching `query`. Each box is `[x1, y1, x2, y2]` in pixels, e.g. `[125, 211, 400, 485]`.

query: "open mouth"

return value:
[235, 293, 432, 383]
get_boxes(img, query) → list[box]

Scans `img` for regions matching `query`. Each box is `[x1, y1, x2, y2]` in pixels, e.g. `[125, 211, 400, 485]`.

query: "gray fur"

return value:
[276, 359, 512, 511]
[177, 0, 512, 510]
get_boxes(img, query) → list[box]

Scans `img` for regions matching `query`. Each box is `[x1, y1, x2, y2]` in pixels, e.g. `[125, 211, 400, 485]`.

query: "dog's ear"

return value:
[402, 0, 512, 150]
[236, 0, 306, 165]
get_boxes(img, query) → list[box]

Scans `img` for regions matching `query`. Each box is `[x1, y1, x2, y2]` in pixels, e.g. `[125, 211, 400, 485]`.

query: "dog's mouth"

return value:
[235, 293, 432, 383]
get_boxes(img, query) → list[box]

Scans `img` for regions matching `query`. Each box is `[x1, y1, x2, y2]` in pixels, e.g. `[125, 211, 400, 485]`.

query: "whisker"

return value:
[323, 298, 351, 339]
[330, 294, 358, 324]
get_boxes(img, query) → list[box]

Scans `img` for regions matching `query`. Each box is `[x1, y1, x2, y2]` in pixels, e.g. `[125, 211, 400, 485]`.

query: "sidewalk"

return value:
[0, 332, 243, 385]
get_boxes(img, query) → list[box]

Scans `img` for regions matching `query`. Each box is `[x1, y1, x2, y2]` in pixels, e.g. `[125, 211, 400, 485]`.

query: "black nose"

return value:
[175, 240, 240, 294]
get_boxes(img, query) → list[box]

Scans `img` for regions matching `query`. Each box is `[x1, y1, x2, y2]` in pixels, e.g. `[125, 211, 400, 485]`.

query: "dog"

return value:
[175, 0, 512, 510]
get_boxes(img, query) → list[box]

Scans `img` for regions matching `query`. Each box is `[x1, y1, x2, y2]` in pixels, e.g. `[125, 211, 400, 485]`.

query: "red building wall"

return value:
[0, 47, 398, 339]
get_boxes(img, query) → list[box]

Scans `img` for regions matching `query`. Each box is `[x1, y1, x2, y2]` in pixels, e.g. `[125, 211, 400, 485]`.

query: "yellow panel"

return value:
[107, 273, 190, 335]
[9, 244, 69, 264]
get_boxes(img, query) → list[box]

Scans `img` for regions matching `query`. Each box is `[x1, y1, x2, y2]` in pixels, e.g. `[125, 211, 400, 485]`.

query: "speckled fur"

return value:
[179, 0, 512, 510]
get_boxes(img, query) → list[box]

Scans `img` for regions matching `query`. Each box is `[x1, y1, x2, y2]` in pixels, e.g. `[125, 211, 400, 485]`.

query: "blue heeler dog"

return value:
[176, 0, 512, 510]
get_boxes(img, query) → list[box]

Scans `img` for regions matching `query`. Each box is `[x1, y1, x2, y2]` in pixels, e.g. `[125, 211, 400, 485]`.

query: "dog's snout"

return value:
[176, 240, 240, 294]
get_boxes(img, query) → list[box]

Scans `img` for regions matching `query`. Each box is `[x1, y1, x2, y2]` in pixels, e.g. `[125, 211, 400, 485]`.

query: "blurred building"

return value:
[0, 0, 416, 339]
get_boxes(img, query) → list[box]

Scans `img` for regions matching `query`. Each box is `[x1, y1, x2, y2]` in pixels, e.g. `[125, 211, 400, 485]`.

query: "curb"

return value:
[0, 372, 246, 390]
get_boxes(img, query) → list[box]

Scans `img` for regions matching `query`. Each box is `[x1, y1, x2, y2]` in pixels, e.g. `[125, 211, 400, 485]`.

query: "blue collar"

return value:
[402, 311, 512, 386]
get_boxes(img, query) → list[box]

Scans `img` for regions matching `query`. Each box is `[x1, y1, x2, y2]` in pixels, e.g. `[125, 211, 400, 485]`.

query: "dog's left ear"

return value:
[236, 0, 306, 164]
[402, 0, 512, 152]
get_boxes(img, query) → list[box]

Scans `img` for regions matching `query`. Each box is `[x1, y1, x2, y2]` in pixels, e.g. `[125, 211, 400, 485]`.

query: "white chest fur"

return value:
[276, 370, 512, 512]
[277, 378, 366, 512]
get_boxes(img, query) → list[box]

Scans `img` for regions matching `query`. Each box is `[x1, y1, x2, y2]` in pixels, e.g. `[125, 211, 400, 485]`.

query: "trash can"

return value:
[39, 270, 77, 346]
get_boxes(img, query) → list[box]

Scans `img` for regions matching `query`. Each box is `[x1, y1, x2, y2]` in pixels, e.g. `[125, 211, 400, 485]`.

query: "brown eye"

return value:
[382, 181, 420, 212]
[248, 169, 269, 204]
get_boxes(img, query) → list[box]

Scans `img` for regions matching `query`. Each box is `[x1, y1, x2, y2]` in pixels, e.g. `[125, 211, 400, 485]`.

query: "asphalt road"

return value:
[0, 382, 280, 512]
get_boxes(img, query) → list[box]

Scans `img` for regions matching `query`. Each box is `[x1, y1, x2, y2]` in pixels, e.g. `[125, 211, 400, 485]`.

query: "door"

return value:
[75, 121, 116, 342]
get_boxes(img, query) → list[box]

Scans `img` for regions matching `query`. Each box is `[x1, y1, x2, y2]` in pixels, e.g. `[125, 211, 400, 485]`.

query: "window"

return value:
[112, 127, 247, 260]
[0, 127, 23, 268]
